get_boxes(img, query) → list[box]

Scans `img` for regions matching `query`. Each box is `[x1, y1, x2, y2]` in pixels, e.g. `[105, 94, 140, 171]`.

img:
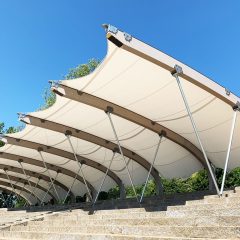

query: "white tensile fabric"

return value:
[0, 26, 239, 200]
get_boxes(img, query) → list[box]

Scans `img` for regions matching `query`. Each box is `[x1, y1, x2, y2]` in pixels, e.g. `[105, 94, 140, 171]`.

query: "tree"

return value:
[41, 59, 100, 110]
[0, 122, 22, 147]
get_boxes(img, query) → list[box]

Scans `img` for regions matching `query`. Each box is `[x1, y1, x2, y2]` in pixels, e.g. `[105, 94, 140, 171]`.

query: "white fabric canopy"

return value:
[0, 25, 239, 201]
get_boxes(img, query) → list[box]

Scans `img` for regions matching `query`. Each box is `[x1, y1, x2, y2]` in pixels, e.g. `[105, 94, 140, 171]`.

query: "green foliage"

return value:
[98, 191, 108, 200]
[108, 186, 120, 199]
[220, 167, 240, 188]
[14, 197, 26, 208]
[0, 191, 25, 208]
[40, 88, 56, 110]
[162, 170, 208, 194]
[64, 59, 100, 80]
[106, 168, 240, 200]
[41, 59, 100, 110]
[0, 122, 21, 147]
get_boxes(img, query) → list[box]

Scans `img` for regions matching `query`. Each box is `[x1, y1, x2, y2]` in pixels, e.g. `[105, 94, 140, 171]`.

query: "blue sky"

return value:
[1, 1, 240, 128]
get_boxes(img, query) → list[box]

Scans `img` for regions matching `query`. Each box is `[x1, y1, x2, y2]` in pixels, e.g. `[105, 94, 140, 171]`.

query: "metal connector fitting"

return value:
[225, 88, 231, 96]
[102, 24, 118, 34]
[171, 65, 183, 76]
[105, 106, 114, 114]
[233, 102, 240, 111]
[159, 130, 167, 138]
[124, 32, 132, 42]
[65, 130, 72, 136]
[49, 80, 60, 89]
[37, 147, 44, 152]
[17, 112, 27, 121]
[113, 147, 120, 154]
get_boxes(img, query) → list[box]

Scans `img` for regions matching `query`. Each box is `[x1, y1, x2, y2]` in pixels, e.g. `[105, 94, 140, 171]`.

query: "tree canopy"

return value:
[41, 59, 100, 110]
[0, 123, 21, 147]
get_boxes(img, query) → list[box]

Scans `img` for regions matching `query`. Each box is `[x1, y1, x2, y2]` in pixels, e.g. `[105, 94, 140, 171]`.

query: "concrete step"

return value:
[168, 202, 240, 211]
[44, 206, 240, 220]
[186, 195, 240, 206]
[227, 192, 240, 198]
[7, 225, 240, 238]
[26, 215, 240, 227]
[166, 207, 240, 218]
[0, 231, 222, 240]
[204, 190, 234, 199]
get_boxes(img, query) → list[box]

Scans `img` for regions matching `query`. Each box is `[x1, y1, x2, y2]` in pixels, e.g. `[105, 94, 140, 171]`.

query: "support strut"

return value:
[106, 108, 139, 202]
[220, 104, 239, 195]
[140, 132, 164, 202]
[63, 169, 80, 204]
[41, 172, 59, 205]
[3, 169, 20, 202]
[93, 151, 116, 206]
[172, 65, 220, 195]
[38, 150, 61, 201]
[66, 133, 93, 202]
[18, 160, 39, 203]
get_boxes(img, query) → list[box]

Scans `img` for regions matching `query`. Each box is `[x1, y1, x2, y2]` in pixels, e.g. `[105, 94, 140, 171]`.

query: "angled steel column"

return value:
[19, 183, 29, 207]
[93, 151, 116, 206]
[18, 159, 39, 203]
[65, 132, 93, 202]
[172, 65, 220, 195]
[220, 103, 239, 195]
[7, 180, 21, 208]
[63, 170, 80, 204]
[140, 131, 164, 203]
[27, 177, 41, 205]
[38, 149, 61, 201]
[20, 183, 31, 206]
[106, 107, 139, 202]
[41, 171, 59, 205]
[3, 169, 20, 202]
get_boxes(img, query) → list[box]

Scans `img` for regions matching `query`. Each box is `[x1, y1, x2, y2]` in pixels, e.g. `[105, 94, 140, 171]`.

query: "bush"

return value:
[98, 191, 108, 200]
[106, 168, 240, 199]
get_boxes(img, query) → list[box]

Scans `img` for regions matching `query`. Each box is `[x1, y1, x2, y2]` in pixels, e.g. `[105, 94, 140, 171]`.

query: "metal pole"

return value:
[93, 152, 116, 206]
[38, 150, 61, 201]
[106, 109, 139, 202]
[41, 172, 58, 205]
[220, 110, 238, 195]
[140, 134, 163, 203]
[172, 65, 220, 195]
[10, 180, 21, 208]
[19, 183, 29, 207]
[63, 169, 80, 204]
[27, 178, 41, 205]
[66, 134, 93, 202]
[4, 169, 20, 202]
[18, 160, 39, 203]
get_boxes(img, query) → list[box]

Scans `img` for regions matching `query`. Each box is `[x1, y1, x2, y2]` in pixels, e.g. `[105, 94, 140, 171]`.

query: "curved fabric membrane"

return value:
[0, 25, 239, 201]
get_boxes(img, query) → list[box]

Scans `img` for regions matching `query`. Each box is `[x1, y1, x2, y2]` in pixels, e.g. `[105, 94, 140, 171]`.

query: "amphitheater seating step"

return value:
[0, 189, 240, 239]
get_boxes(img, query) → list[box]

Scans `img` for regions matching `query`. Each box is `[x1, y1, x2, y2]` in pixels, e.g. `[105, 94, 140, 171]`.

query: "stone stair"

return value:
[0, 188, 240, 239]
